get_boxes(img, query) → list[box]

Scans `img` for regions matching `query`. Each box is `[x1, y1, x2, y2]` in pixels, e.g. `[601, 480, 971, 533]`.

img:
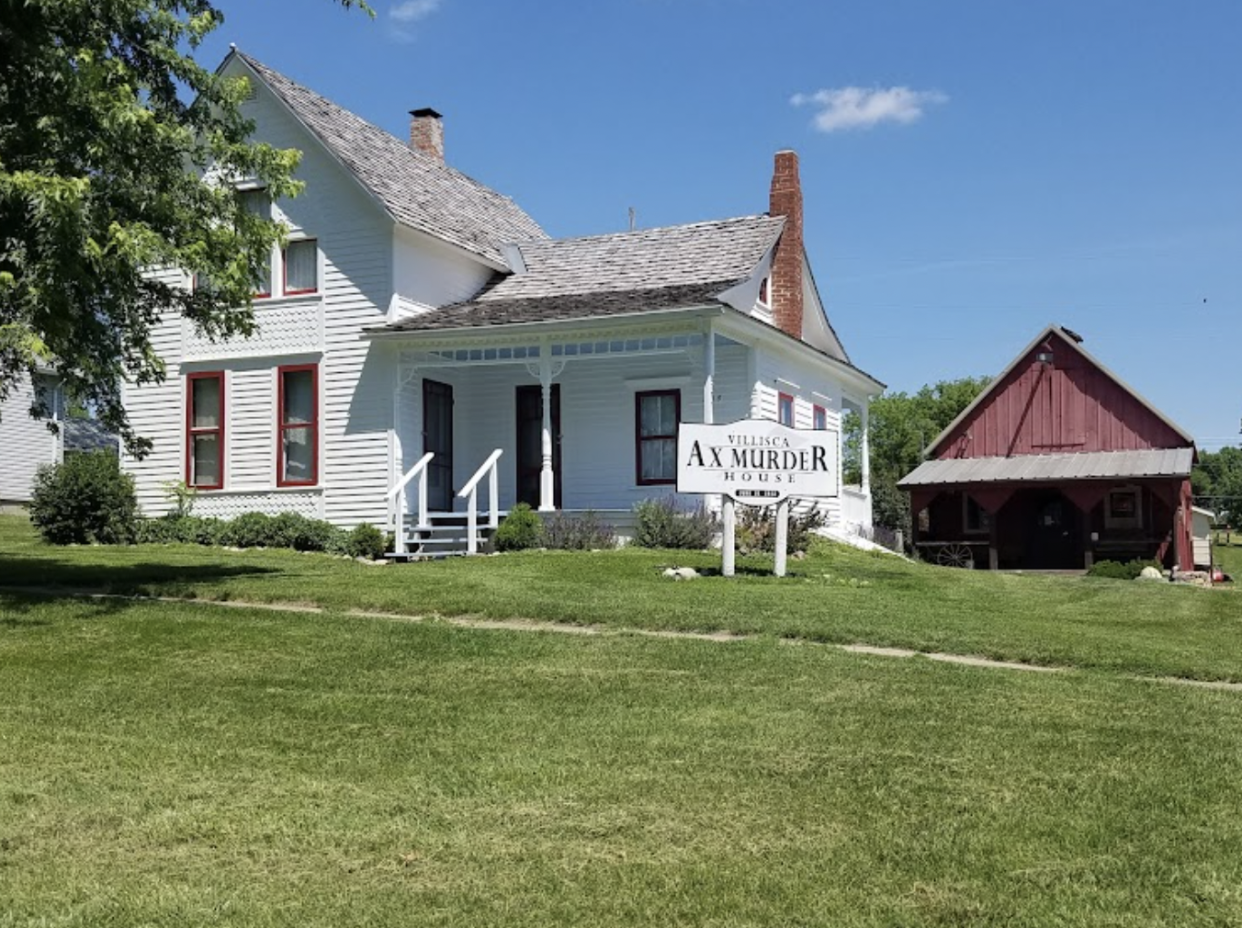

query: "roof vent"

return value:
[1060, 326, 1084, 343]
[499, 243, 527, 275]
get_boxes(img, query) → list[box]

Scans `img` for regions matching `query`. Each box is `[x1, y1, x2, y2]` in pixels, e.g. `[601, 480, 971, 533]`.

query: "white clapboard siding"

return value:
[123, 71, 403, 527]
[753, 345, 848, 526]
[0, 375, 61, 503]
[123, 268, 186, 516]
[393, 227, 495, 312]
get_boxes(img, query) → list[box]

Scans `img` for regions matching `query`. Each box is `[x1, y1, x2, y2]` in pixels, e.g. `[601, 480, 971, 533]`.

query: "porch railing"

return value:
[386, 451, 434, 555]
[458, 449, 503, 555]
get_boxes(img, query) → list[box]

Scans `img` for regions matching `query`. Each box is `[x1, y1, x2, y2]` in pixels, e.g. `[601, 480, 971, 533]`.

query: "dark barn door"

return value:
[515, 385, 561, 509]
[1028, 490, 1080, 569]
[422, 379, 454, 511]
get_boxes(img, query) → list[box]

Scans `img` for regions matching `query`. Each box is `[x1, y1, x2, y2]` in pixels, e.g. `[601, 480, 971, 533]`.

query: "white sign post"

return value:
[677, 419, 839, 577]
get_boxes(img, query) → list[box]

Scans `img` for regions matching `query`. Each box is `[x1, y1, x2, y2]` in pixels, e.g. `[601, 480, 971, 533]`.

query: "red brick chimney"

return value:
[768, 150, 804, 340]
[409, 107, 444, 161]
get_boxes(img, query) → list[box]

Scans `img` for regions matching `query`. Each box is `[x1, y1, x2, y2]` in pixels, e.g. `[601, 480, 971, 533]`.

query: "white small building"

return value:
[1191, 506, 1215, 569]
[122, 50, 883, 550]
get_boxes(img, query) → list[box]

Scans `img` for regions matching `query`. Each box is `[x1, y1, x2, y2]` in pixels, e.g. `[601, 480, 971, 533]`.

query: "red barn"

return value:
[898, 325, 1196, 571]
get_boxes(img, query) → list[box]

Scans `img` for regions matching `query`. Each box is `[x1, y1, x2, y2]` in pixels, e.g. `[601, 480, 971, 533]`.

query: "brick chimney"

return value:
[409, 107, 444, 161]
[768, 150, 804, 340]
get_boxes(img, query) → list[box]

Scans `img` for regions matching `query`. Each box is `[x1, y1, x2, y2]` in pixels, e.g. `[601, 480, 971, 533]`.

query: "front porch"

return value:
[377, 312, 873, 554]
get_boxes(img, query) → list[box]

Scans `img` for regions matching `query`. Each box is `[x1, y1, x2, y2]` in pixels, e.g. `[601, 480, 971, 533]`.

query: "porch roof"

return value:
[374, 214, 785, 333]
[372, 282, 731, 332]
[898, 448, 1194, 488]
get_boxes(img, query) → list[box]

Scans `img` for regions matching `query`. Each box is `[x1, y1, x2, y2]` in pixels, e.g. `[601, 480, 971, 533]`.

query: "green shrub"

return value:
[1088, 558, 1163, 580]
[29, 452, 137, 545]
[633, 497, 717, 550]
[270, 512, 337, 552]
[178, 516, 224, 546]
[736, 505, 826, 555]
[495, 503, 544, 551]
[345, 522, 386, 560]
[543, 510, 616, 550]
[219, 512, 279, 548]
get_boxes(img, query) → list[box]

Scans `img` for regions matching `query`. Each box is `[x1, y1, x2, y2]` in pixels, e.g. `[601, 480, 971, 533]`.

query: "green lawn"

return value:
[3, 592, 1242, 926]
[1214, 534, 1242, 578]
[1, 515, 1239, 681]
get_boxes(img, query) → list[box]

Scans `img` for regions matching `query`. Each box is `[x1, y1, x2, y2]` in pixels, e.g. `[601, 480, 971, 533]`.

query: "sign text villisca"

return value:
[677, 419, 839, 504]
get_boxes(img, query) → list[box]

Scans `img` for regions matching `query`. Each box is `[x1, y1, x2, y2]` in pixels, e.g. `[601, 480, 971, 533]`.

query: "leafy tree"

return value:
[857, 377, 992, 536]
[0, 0, 369, 454]
[1193, 446, 1242, 526]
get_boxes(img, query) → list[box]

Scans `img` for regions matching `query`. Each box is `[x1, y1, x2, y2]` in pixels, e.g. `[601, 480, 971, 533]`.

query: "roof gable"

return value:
[228, 51, 546, 266]
[928, 325, 1194, 460]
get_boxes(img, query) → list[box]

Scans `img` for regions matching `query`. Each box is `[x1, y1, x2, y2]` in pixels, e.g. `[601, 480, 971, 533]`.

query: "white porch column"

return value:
[702, 320, 715, 425]
[539, 354, 555, 512]
[860, 400, 871, 495]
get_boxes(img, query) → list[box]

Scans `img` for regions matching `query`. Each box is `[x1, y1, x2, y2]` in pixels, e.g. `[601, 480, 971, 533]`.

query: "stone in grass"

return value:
[356, 556, 389, 567]
[1137, 566, 1165, 581]
[662, 567, 700, 581]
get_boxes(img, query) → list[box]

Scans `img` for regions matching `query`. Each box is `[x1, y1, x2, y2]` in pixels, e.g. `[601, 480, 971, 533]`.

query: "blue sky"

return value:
[200, 0, 1240, 449]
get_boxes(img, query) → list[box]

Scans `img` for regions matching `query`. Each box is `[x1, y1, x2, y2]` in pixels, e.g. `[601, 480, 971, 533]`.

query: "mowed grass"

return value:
[3, 593, 1242, 927]
[1214, 534, 1242, 578]
[1, 516, 1239, 681]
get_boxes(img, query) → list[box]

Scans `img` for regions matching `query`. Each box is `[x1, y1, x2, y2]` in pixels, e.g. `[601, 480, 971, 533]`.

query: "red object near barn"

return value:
[899, 325, 1197, 572]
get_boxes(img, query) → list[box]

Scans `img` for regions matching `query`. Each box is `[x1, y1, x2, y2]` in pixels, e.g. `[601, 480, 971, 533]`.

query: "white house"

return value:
[0, 373, 62, 508]
[122, 50, 883, 552]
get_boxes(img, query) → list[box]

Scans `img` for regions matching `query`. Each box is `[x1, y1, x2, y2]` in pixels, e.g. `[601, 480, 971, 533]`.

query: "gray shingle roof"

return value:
[381, 214, 785, 332]
[235, 52, 546, 265]
[384, 283, 733, 332]
[898, 448, 1194, 488]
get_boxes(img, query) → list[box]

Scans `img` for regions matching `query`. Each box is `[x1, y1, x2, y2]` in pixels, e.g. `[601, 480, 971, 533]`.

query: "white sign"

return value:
[676, 419, 839, 505]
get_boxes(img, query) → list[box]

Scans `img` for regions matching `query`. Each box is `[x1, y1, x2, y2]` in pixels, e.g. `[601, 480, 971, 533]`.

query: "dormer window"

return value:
[758, 275, 770, 307]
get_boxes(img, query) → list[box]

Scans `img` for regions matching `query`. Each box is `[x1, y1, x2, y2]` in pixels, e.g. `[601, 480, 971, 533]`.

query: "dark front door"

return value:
[1028, 490, 1080, 569]
[516, 385, 561, 509]
[423, 379, 454, 511]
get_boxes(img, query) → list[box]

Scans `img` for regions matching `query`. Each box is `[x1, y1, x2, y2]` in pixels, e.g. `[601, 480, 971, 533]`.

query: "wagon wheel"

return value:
[936, 543, 975, 569]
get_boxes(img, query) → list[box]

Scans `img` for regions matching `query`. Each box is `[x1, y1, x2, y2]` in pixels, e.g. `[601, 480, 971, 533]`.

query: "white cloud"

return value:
[790, 86, 948, 133]
[389, 0, 441, 40]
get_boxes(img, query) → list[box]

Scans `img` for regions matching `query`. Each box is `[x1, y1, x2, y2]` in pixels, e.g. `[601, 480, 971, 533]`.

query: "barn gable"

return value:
[929, 326, 1192, 461]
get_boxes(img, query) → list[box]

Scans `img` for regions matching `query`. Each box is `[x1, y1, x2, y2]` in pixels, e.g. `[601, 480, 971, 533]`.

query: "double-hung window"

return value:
[283, 239, 319, 295]
[813, 404, 827, 430]
[239, 188, 272, 298]
[778, 392, 795, 427]
[187, 372, 224, 490]
[277, 364, 318, 486]
[636, 390, 679, 485]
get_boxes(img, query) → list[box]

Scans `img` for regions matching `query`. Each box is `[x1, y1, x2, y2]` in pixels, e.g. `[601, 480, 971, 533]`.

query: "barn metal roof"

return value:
[897, 448, 1194, 488]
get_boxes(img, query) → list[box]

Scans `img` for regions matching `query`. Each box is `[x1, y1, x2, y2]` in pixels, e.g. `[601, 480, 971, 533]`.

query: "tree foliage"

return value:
[0, 0, 368, 453]
[1192, 446, 1242, 525]
[858, 377, 992, 535]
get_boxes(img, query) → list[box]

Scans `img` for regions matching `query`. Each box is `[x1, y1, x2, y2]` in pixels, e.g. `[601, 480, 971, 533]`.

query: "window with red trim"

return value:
[277, 364, 318, 486]
[778, 392, 795, 426]
[283, 239, 318, 295]
[813, 404, 827, 430]
[636, 390, 680, 485]
[186, 372, 224, 490]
